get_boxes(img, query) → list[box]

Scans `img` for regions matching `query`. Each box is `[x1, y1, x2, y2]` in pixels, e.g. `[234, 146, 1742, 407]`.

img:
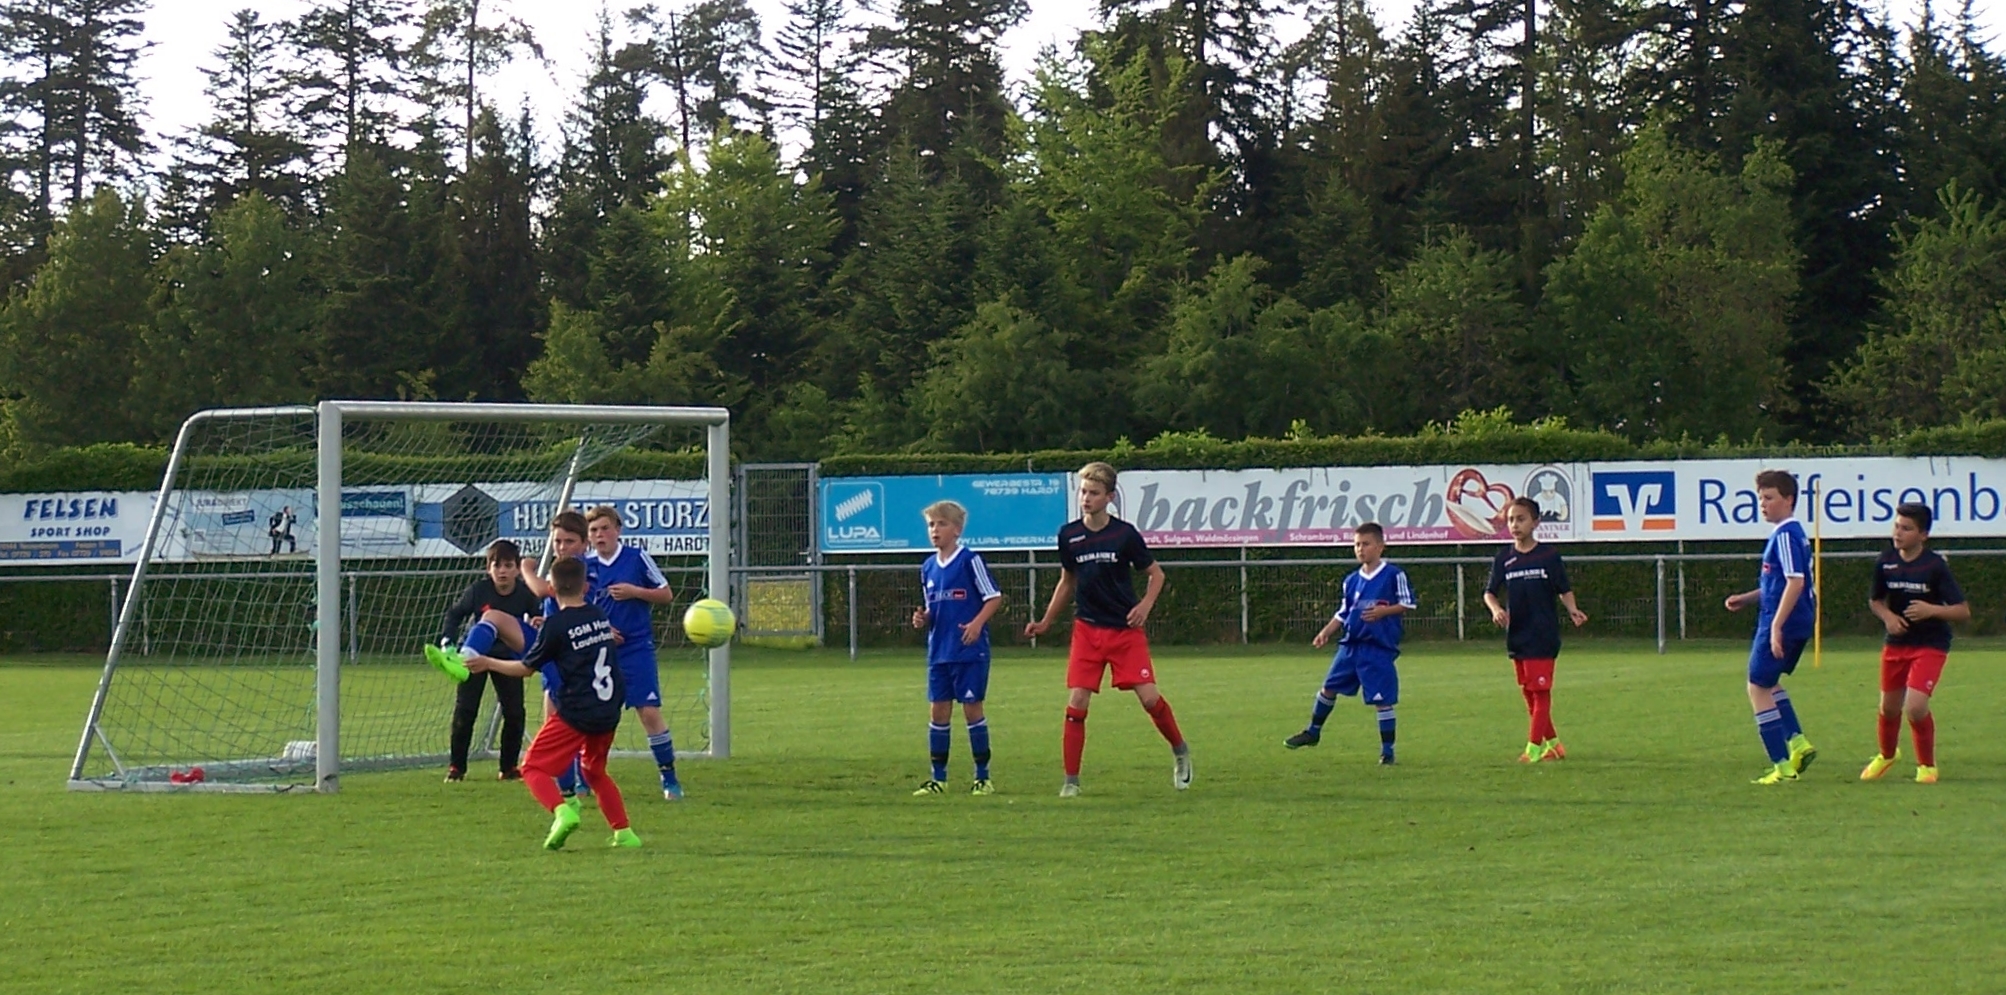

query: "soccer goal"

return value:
[68, 401, 732, 793]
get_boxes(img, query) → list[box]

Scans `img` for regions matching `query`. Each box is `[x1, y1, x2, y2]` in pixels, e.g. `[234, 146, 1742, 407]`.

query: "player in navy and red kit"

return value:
[1025, 462, 1191, 797]
[1862, 502, 1968, 784]
[1483, 497, 1588, 764]
[464, 556, 640, 850]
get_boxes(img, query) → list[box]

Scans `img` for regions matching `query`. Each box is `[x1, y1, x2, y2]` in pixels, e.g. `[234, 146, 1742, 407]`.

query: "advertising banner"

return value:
[412, 479, 710, 559]
[1113, 465, 1584, 548]
[0, 492, 155, 563]
[1580, 457, 2006, 541]
[821, 474, 1069, 553]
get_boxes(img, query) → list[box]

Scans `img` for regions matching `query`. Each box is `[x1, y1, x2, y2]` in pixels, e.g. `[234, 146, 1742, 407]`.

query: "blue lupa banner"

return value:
[820, 474, 1069, 553]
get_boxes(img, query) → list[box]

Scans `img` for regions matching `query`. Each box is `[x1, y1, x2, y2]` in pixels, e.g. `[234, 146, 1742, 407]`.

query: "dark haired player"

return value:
[1862, 503, 1968, 784]
[1025, 461, 1191, 797]
[464, 556, 640, 850]
[1286, 522, 1414, 765]
[1484, 497, 1588, 764]
[431, 539, 543, 782]
[1724, 470, 1819, 784]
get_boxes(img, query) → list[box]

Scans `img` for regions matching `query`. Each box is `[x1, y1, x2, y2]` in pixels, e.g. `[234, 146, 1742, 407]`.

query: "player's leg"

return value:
[963, 696, 993, 794]
[1061, 624, 1106, 795]
[917, 691, 952, 795]
[520, 716, 586, 849]
[540, 680, 587, 798]
[1863, 648, 1907, 780]
[620, 644, 682, 800]
[493, 672, 525, 779]
[446, 670, 490, 781]
[1110, 627, 1188, 790]
[577, 733, 635, 843]
[1289, 649, 1357, 748]
[1904, 649, 1946, 782]
[1746, 637, 1797, 782]
[1770, 636, 1815, 771]
[1358, 654, 1399, 764]
[1519, 658, 1560, 761]
[1513, 659, 1539, 761]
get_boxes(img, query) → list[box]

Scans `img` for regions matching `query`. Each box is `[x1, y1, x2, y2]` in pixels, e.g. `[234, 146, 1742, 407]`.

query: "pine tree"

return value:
[0, 0, 149, 224]
[164, 9, 314, 232]
[290, 0, 416, 155]
[411, 0, 542, 167]
[637, 0, 768, 152]
[438, 108, 541, 400]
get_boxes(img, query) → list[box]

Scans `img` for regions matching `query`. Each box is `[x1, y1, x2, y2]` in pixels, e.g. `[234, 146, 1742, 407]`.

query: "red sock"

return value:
[1531, 690, 1555, 743]
[1877, 713, 1900, 758]
[524, 770, 564, 811]
[1911, 713, 1936, 767]
[1063, 707, 1088, 777]
[1522, 688, 1538, 741]
[1145, 697, 1185, 749]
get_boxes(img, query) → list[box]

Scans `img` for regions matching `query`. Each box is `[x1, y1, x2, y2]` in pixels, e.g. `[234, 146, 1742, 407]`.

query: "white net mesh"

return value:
[73, 408, 720, 789]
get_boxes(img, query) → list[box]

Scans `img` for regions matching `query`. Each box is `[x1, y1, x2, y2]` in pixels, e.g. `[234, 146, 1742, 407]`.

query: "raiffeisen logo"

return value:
[825, 482, 885, 547]
[1592, 471, 1676, 533]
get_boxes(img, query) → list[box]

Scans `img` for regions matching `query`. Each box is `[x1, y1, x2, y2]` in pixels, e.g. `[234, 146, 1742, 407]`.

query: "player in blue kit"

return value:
[1483, 497, 1588, 764]
[1286, 522, 1414, 764]
[1724, 470, 1820, 784]
[583, 505, 685, 800]
[909, 500, 1005, 796]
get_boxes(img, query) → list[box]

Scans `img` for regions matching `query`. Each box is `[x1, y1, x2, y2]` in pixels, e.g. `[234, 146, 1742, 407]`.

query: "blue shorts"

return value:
[1748, 630, 1810, 688]
[1324, 644, 1399, 706]
[618, 642, 662, 709]
[926, 659, 990, 703]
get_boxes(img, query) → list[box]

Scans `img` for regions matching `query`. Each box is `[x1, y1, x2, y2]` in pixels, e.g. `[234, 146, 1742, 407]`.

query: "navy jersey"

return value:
[1758, 519, 1816, 638]
[1871, 548, 1965, 651]
[524, 605, 623, 734]
[922, 546, 1002, 664]
[586, 544, 668, 646]
[1487, 543, 1571, 660]
[1336, 562, 1416, 652]
[1058, 517, 1155, 629]
[438, 576, 541, 644]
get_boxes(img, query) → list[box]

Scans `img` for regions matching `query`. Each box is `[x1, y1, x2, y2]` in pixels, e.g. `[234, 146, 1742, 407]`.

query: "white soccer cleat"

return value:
[1173, 748, 1193, 791]
[1058, 780, 1080, 798]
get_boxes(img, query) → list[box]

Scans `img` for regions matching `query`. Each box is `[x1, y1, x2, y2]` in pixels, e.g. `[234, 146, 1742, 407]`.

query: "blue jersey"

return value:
[1336, 562, 1415, 652]
[1758, 519, 1816, 638]
[922, 546, 1002, 665]
[586, 544, 668, 646]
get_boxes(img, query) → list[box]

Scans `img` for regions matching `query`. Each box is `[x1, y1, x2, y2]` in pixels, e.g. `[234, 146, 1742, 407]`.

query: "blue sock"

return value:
[967, 719, 991, 780]
[929, 723, 951, 782]
[459, 620, 498, 658]
[1755, 708, 1789, 763]
[557, 754, 580, 794]
[1772, 688, 1804, 739]
[1309, 693, 1336, 732]
[1377, 707, 1397, 757]
[648, 730, 677, 780]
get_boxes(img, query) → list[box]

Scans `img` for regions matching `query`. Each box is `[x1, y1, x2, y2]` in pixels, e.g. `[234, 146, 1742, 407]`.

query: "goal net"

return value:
[69, 402, 732, 793]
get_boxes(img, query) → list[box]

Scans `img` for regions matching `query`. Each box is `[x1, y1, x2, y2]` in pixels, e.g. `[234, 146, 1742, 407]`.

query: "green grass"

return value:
[4, 639, 2005, 994]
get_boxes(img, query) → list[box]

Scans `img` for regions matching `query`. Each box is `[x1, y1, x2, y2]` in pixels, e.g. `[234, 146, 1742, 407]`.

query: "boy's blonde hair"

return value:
[586, 505, 622, 528]
[1078, 461, 1117, 492]
[922, 500, 968, 526]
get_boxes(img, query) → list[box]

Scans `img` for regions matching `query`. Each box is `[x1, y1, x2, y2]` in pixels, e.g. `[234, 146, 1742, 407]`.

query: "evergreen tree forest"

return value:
[3, 0, 2006, 460]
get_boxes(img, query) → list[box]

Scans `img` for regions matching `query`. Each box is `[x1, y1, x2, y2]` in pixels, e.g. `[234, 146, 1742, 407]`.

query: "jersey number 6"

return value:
[591, 647, 614, 702]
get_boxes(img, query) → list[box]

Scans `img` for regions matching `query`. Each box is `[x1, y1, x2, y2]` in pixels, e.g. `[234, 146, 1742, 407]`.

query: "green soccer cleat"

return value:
[1517, 742, 1541, 764]
[610, 828, 644, 849]
[1860, 750, 1899, 781]
[912, 779, 945, 796]
[1540, 739, 1567, 762]
[560, 793, 583, 817]
[1751, 763, 1799, 785]
[1915, 765, 1939, 785]
[543, 801, 583, 850]
[423, 644, 470, 683]
[970, 779, 995, 796]
[1787, 734, 1817, 774]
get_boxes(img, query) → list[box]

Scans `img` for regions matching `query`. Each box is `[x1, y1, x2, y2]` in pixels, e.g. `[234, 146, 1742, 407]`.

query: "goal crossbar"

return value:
[69, 400, 733, 794]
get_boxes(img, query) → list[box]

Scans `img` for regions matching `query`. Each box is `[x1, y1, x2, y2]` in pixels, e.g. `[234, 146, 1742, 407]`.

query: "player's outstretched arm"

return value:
[1723, 588, 1760, 611]
[467, 656, 534, 678]
[1482, 590, 1508, 627]
[1126, 563, 1166, 628]
[1561, 591, 1588, 626]
[1025, 571, 1075, 637]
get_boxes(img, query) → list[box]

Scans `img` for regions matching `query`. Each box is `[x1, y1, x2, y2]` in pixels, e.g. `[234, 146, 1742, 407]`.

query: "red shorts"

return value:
[521, 714, 616, 777]
[1880, 646, 1948, 695]
[1067, 622, 1156, 692]
[1513, 658, 1555, 690]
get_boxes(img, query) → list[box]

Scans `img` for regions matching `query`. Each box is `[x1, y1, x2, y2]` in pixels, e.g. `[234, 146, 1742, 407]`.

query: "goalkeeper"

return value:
[429, 540, 543, 781]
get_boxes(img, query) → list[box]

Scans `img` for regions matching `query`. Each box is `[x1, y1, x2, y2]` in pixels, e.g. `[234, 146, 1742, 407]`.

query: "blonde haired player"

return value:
[909, 500, 1004, 796]
[1025, 462, 1191, 797]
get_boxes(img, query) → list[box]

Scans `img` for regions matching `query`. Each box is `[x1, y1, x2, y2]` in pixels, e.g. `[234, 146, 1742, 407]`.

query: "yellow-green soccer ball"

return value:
[682, 598, 737, 648]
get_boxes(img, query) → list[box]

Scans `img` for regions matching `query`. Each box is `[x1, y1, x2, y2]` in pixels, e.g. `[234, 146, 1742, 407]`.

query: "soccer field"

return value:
[4, 639, 2003, 994]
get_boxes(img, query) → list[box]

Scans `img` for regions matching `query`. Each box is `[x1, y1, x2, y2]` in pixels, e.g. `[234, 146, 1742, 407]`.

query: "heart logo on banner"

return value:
[1444, 468, 1513, 539]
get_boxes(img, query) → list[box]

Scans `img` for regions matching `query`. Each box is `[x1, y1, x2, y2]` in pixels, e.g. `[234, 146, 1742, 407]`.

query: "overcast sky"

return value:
[132, 0, 2000, 154]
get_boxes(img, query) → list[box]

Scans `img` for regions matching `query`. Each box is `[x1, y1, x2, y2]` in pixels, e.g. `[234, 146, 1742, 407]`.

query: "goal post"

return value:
[69, 400, 732, 794]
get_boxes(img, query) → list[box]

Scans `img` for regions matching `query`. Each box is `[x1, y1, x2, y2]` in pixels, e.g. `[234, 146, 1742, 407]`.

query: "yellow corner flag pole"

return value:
[1813, 506, 1824, 669]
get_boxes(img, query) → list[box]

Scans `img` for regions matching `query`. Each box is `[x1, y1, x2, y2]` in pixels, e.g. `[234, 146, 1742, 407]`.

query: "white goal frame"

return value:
[68, 400, 733, 794]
